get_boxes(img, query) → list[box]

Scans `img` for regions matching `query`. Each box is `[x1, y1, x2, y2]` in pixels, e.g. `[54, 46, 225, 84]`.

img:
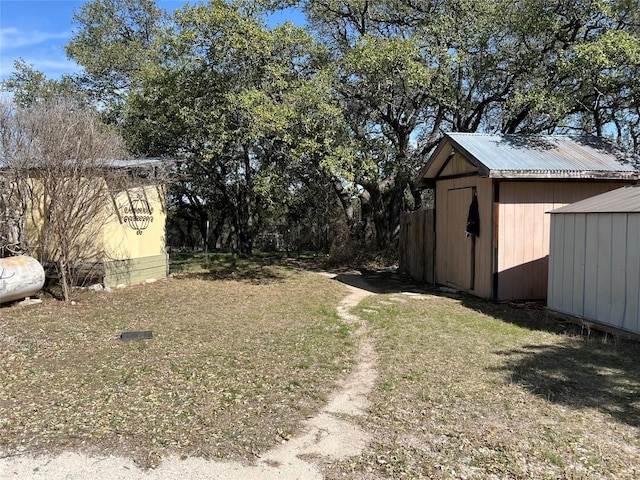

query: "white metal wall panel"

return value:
[624, 215, 640, 332]
[610, 214, 628, 327]
[550, 210, 640, 334]
[571, 214, 586, 315]
[583, 214, 600, 321]
[596, 214, 613, 325]
[561, 214, 576, 313]
[547, 214, 563, 311]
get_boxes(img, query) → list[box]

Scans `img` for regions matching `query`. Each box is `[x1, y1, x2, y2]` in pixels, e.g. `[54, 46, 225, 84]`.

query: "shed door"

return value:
[446, 187, 474, 290]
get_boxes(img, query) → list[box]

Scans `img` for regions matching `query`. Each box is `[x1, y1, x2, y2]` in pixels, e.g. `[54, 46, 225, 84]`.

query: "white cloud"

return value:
[1, 56, 81, 81]
[0, 27, 71, 50]
[0, 26, 80, 81]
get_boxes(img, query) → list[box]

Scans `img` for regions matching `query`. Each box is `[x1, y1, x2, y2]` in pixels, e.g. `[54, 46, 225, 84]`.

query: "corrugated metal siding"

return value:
[0, 157, 176, 170]
[625, 214, 640, 332]
[447, 133, 638, 178]
[552, 184, 640, 213]
[548, 212, 640, 334]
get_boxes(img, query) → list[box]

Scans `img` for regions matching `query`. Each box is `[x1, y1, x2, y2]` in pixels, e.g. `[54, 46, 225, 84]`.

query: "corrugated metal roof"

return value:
[0, 157, 176, 170]
[447, 133, 638, 179]
[551, 184, 640, 213]
[106, 157, 177, 169]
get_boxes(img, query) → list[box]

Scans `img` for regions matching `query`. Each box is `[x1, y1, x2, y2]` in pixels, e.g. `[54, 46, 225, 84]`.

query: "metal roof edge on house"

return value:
[0, 156, 180, 171]
[105, 157, 179, 169]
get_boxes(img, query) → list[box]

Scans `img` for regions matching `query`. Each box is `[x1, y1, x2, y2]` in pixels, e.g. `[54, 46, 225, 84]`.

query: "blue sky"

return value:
[0, 0, 305, 83]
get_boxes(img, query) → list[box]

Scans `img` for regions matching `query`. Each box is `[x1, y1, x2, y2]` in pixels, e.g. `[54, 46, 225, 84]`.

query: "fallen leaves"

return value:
[0, 264, 355, 468]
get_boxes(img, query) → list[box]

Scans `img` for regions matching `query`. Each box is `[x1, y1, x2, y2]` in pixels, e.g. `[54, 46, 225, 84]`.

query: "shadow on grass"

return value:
[331, 266, 640, 428]
[170, 252, 288, 284]
[169, 253, 422, 289]
[493, 340, 640, 427]
[331, 269, 428, 295]
[461, 296, 570, 335]
[459, 292, 640, 427]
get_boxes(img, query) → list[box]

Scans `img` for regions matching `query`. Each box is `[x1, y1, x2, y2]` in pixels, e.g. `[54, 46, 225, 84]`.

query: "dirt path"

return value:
[0, 273, 377, 480]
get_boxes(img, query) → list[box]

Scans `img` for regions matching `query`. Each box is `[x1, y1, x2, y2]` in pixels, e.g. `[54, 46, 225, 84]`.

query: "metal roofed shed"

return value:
[407, 133, 639, 302]
[1, 157, 175, 288]
[416, 133, 638, 185]
[548, 185, 640, 337]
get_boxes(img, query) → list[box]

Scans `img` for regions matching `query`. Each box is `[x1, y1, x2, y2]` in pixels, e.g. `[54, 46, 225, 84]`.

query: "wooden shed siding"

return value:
[498, 181, 624, 301]
[440, 153, 477, 177]
[549, 211, 640, 334]
[446, 187, 474, 289]
[435, 175, 493, 298]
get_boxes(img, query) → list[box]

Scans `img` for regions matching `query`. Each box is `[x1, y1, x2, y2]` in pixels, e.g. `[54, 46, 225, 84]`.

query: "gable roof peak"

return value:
[416, 133, 638, 185]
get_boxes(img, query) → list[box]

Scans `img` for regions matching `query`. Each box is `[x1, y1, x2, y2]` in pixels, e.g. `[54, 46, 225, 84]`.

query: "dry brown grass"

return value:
[0, 257, 354, 468]
[4, 257, 640, 478]
[326, 284, 640, 480]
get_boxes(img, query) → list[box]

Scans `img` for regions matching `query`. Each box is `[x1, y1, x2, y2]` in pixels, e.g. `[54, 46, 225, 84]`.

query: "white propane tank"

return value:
[0, 256, 46, 304]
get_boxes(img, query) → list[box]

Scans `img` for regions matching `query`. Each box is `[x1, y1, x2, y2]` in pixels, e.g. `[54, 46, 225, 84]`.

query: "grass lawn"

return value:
[327, 278, 640, 479]
[0, 255, 354, 467]
[2, 255, 640, 478]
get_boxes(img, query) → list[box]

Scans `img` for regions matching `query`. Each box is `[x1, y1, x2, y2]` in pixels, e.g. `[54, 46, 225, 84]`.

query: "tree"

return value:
[0, 97, 128, 300]
[509, 1, 640, 146]
[65, 0, 169, 120]
[123, 1, 344, 254]
[2, 60, 86, 108]
[281, 0, 640, 252]
[63, 0, 640, 259]
[0, 101, 31, 257]
[281, 1, 466, 248]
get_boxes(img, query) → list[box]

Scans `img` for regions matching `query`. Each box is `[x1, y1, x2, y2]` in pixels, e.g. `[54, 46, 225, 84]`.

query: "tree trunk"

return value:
[386, 183, 405, 248]
[210, 216, 225, 250]
[331, 178, 361, 240]
[234, 147, 254, 256]
[58, 258, 71, 302]
[362, 183, 388, 250]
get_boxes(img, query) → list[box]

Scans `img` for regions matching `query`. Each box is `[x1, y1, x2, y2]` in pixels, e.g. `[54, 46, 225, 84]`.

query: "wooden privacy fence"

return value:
[399, 209, 435, 283]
